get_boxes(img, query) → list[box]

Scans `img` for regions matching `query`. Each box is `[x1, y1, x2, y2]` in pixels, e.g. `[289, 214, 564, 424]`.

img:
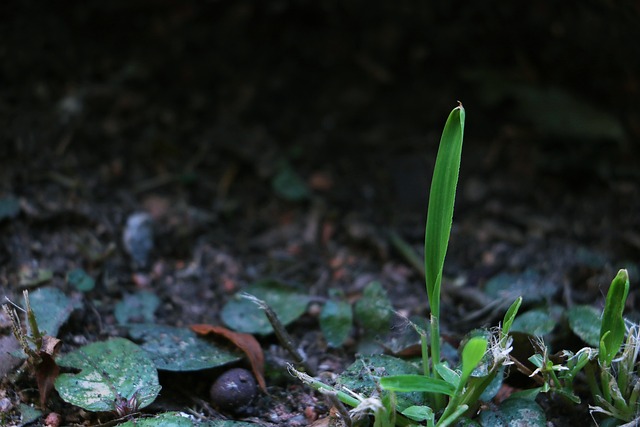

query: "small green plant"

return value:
[290, 105, 523, 426]
[526, 269, 638, 425]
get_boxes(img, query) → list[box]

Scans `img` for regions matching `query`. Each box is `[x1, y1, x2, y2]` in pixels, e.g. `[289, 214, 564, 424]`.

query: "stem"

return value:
[430, 313, 444, 410]
[584, 362, 603, 402]
[600, 365, 613, 404]
[437, 404, 469, 427]
[422, 333, 430, 377]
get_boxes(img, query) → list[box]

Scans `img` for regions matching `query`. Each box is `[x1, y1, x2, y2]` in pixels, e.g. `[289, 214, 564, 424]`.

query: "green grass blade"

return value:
[380, 374, 456, 396]
[502, 296, 523, 336]
[459, 336, 488, 388]
[599, 269, 630, 365]
[425, 104, 465, 317]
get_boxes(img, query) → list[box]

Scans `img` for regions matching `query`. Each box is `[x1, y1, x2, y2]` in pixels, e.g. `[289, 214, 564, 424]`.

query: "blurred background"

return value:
[1, 0, 639, 257]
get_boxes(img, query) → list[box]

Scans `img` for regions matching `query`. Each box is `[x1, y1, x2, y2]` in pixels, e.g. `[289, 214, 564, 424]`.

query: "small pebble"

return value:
[210, 368, 257, 412]
[122, 212, 154, 269]
[45, 412, 62, 427]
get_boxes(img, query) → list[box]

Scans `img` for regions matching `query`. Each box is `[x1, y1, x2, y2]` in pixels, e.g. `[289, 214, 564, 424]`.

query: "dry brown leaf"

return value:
[190, 324, 266, 392]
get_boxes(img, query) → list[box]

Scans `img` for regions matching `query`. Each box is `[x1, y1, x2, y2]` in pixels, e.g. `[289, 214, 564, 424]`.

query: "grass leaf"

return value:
[599, 269, 630, 365]
[379, 374, 455, 396]
[424, 104, 465, 316]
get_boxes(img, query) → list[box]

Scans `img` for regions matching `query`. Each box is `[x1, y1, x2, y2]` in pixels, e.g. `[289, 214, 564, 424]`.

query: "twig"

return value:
[240, 293, 316, 376]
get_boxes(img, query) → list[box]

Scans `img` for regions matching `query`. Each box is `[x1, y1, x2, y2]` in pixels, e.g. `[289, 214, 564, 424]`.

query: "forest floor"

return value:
[1, 2, 639, 426]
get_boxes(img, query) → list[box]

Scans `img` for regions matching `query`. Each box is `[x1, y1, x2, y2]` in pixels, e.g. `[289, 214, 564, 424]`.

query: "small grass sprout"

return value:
[290, 105, 523, 426]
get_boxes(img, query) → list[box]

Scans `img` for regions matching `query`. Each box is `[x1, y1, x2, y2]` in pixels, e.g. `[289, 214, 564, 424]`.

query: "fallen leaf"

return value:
[190, 324, 266, 392]
[36, 353, 59, 408]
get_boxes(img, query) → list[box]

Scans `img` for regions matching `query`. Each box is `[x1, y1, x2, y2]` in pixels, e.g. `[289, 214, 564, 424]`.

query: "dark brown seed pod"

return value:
[209, 368, 258, 412]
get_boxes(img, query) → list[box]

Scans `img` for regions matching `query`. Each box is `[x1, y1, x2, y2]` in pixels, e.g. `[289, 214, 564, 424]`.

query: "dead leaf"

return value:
[36, 353, 59, 408]
[190, 324, 266, 392]
[36, 336, 61, 408]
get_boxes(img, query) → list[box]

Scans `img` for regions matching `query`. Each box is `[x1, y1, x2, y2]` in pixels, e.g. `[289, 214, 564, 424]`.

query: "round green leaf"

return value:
[479, 397, 546, 427]
[55, 338, 161, 412]
[337, 355, 421, 411]
[115, 291, 160, 325]
[128, 324, 241, 371]
[117, 412, 193, 427]
[354, 281, 393, 333]
[567, 305, 601, 347]
[483, 270, 556, 304]
[29, 287, 77, 337]
[272, 165, 310, 201]
[0, 196, 20, 221]
[510, 310, 556, 336]
[320, 299, 353, 348]
[221, 280, 311, 335]
[67, 268, 95, 292]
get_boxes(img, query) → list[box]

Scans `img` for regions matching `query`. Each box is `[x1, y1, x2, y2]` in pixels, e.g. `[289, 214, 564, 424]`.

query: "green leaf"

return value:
[567, 305, 601, 346]
[424, 104, 465, 316]
[434, 363, 460, 388]
[336, 355, 422, 411]
[272, 164, 310, 201]
[478, 397, 546, 427]
[115, 291, 160, 325]
[380, 374, 455, 396]
[599, 269, 630, 365]
[221, 280, 311, 335]
[400, 405, 434, 422]
[510, 310, 556, 336]
[127, 324, 241, 371]
[354, 281, 393, 334]
[18, 403, 42, 424]
[483, 270, 556, 304]
[502, 297, 522, 336]
[29, 287, 77, 337]
[66, 268, 95, 292]
[55, 338, 161, 412]
[319, 299, 353, 347]
[0, 196, 20, 221]
[460, 336, 488, 387]
[116, 412, 193, 427]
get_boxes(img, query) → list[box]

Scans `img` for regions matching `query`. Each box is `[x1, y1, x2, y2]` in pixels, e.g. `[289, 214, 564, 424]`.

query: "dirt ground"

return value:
[1, 1, 640, 426]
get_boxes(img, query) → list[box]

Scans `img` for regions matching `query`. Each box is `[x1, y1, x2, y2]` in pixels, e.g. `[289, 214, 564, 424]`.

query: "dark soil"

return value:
[1, 1, 639, 426]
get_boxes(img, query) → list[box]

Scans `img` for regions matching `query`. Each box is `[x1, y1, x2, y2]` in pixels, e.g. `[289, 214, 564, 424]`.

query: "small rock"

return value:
[122, 212, 154, 269]
[45, 412, 62, 427]
[210, 368, 257, 412]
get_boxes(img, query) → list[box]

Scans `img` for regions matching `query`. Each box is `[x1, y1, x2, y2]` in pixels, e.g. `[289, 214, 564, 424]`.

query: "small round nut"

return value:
[209, 368, 257, 412]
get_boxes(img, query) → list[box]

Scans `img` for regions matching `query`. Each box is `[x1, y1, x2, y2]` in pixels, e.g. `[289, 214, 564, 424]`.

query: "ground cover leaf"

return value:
[354, 281, 393, 334]
[478, 397, 546, 426]
[29, 287, 77, 337]
[319, 299, 352, 348]
[221, 279, 311, 335]
[272, 164, 310, 201]
[128, 324, 241, 371]
[116, 413, 260, 427]
[190, 324, 266, 391]
[567, 305, 601, 346]
[55, 338, 161, 412]
[18, 403, 42, 424]
[19, 265, 53, 288]
[67, 268, 95, 292]
[510, 310, 556, 336]
[336, 354, 422, 411]
[115, 291, 160, 325]
[483, 270, 556, 304]
[0, 196, 20, 220]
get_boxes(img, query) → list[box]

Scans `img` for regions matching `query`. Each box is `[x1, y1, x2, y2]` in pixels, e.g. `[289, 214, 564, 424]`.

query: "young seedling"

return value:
[289, 105, 522, 426]
[3, 291, 61, 408]
[524, 269, 638, 424]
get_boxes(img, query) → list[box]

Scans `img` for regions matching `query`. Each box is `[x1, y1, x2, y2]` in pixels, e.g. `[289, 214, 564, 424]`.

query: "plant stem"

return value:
[430, 313, 444, 410]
